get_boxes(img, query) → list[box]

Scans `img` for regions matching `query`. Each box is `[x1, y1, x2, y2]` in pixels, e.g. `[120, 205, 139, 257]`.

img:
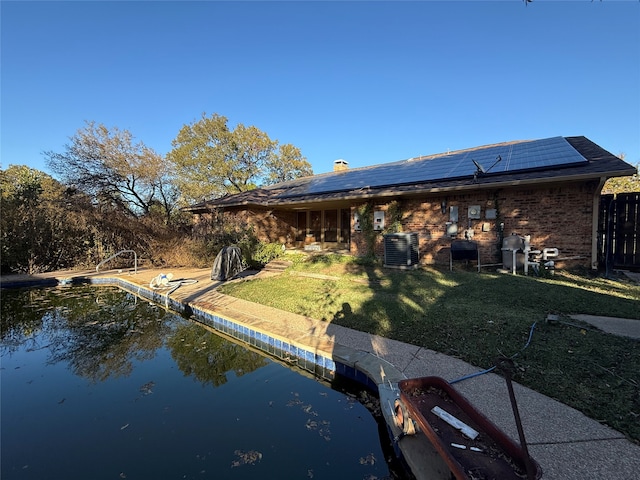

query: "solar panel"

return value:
[280, 136, 587, 198]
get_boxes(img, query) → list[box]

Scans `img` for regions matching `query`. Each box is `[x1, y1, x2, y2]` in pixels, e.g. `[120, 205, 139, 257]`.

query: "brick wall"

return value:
[210, 179, 598, 269]
[226, 208, 297, 245]
[349, 180, 598, 268]
[497, 181, 598, 265]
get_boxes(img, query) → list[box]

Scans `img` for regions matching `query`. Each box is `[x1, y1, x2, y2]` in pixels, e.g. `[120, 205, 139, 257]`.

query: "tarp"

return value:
[211, 246, 244, 281]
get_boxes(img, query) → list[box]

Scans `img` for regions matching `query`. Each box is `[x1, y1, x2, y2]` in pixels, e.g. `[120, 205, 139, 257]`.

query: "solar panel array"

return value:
[280, 136, 587, 198]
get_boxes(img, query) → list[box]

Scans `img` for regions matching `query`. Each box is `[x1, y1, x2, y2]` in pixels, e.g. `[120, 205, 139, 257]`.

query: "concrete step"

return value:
[263, 260, 292, 272]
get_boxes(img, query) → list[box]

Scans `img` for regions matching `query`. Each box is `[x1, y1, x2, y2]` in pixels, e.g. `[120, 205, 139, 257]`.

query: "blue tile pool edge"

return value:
[2, 274, 420, 477]
[95, 277, 413, 474]
[0, 278, 59, 288]
[88, 276, 362, 385]
[2, 275, 401, 392]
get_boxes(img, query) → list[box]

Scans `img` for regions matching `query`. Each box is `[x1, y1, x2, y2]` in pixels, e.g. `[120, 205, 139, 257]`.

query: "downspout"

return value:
[591, 177, 607, 270]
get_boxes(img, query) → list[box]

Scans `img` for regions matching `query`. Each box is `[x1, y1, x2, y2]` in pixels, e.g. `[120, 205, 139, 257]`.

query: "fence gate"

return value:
[598, 193, 640, 271]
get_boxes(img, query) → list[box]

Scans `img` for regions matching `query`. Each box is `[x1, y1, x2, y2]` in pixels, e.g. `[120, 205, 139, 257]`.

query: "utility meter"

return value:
[468, 205, 481, 219]
[374, 211, 385, 231]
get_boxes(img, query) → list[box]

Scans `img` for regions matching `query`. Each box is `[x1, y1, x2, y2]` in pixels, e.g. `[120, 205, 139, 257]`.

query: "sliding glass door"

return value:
[294, 208, 350, 250]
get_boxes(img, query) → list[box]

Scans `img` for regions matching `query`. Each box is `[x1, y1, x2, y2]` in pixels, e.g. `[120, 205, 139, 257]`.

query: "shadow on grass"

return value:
[332, 263, 640, 442]
[218, 257, 640, 441]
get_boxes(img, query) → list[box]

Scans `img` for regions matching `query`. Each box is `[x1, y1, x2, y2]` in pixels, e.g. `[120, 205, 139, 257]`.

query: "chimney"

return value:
[333, 159, 349, 172]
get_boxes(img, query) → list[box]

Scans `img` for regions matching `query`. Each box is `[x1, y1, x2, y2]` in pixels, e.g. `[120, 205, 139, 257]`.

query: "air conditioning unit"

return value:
[384, 233, 419, 269]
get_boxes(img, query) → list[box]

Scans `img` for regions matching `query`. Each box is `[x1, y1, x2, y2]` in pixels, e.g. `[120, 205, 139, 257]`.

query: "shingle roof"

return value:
[185, 136, 636, 212]
[187, 188, 279, 211]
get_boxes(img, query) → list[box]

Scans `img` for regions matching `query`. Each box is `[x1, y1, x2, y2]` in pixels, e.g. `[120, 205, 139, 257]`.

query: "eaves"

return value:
[196, 167, 633, 211]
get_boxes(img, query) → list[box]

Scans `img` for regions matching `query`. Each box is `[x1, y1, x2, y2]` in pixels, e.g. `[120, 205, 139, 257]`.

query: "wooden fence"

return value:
[598, 193, 640, 271]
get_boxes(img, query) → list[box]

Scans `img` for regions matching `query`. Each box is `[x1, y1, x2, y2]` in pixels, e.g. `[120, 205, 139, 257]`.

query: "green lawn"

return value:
[219, 254, 640, 443]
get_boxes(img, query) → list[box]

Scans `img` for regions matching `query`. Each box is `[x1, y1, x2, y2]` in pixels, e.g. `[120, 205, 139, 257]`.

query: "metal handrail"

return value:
[96, 250, 137, 274]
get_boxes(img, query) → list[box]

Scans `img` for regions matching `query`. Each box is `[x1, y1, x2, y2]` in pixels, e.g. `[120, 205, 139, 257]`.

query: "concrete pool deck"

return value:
[2, 266, 639, 479]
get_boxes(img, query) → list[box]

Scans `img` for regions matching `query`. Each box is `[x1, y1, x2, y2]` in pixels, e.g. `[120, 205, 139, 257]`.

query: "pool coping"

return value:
[5, 269, 640, 480]
[2, 270, 443, 477]
[87, 275, 433, 472]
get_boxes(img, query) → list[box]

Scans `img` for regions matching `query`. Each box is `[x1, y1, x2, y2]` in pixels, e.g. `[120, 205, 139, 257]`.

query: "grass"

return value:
[219, 254, 640, 443]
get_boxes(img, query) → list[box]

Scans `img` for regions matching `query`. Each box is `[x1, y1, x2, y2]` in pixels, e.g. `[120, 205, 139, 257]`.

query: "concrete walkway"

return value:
[2, 267, 639, 479]
[569, 314, 640, 340]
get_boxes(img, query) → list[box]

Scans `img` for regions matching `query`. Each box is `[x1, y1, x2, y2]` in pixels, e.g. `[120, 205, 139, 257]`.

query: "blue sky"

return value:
[2, 1, 639, 178]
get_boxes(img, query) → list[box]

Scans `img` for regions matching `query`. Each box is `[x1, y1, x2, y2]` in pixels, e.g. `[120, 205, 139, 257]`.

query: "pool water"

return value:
[1, 286, 401, 480]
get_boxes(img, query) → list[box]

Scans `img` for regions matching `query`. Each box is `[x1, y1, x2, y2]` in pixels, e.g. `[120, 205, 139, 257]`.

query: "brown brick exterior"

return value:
[210, 180, 599, 269]
[228, 208, 297, 245]
[351, 180, 598, 268]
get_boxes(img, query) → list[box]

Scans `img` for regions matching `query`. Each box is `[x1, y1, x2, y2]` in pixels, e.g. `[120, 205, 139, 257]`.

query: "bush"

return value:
[149, 236, 216, 268]
[250, 242, 284, 267]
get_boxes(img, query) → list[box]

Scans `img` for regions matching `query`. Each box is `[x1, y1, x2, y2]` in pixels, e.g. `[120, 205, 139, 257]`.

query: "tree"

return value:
[0, 163, 175, 273]
[0, 165, 91, 273]
[146, 156, 180, 225]
[168, 113, 312, 203]
[44, 121, 177, 221]
[602, 155, 639, 194]
[264, 143, 313, 185]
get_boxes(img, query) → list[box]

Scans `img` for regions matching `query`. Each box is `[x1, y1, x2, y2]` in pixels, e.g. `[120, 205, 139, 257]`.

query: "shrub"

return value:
[251, 242, 284, 267]
[149, 236, 215, 268]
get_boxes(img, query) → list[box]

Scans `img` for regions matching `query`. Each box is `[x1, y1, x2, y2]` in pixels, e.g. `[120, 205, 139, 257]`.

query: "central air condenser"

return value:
[384, 233, 419, 269]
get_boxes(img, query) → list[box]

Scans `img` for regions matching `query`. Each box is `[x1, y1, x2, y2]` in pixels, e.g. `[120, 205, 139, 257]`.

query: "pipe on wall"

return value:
[591, 177, 607, 270]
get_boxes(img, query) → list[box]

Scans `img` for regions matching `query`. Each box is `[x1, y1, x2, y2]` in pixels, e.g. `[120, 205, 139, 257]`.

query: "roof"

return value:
[186, 136, 636, 212]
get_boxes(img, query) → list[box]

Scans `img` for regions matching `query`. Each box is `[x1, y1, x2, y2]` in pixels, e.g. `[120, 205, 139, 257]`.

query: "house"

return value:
[185, 136, 636, 270]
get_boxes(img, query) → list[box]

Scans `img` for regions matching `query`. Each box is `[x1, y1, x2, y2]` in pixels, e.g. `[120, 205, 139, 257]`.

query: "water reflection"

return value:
[1, 287, 170, 381]
[1, 287, 268, 385]
[1, 286, 397, 480]
[168, 323, 268, 387]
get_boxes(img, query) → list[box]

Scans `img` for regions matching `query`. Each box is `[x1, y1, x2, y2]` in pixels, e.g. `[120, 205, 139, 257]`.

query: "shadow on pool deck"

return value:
[2, 266, 639, 480]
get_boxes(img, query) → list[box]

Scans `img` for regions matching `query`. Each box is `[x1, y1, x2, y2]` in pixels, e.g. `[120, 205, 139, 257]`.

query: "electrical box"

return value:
[446, 222, 458, 237]
[353, 212, 361, 231]
[374, 210, 385, 231]
[468, 205, 481, 219]
[485, 208, 497, 220]
[449, 206, 458, 223]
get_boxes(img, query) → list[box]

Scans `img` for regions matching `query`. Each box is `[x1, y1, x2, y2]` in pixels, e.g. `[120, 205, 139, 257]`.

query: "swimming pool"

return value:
[1, 286, 404, 479]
